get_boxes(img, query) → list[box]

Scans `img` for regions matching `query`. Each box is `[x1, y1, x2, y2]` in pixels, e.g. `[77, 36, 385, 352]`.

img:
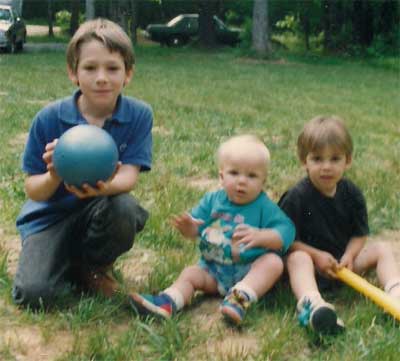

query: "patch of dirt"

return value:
[26, 25, 61, 37]
[186, 176, 220, 192]
[152, 125, 172, 136]
[25, 99, 52, 107]
[0, 326, 74, 361]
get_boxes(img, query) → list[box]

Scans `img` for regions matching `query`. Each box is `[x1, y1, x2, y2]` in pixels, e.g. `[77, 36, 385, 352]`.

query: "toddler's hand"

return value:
[232, 224, 262, 249]
[171, 213, 203, 239]
[338, 253, 354, 271]
[314, 250, 339, 279]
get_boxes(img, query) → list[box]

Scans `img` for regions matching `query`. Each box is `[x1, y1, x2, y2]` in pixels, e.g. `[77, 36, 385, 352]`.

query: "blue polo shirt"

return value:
[16, 90, 153, 240]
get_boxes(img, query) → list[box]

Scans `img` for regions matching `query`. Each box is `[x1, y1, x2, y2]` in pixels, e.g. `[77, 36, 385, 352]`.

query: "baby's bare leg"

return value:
[353, 242, 400, 292]
[169, 265, 218, 305]
[239, 253, 283, 298]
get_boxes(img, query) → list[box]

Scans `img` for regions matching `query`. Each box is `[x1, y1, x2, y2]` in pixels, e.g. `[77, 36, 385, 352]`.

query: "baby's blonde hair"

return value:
[297, 116, 353, 162]
[217, 134, 271, 172]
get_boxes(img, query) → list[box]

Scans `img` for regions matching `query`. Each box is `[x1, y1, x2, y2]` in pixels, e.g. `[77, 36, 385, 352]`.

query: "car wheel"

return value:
[167, 35, 184, 47]
[6, 39, 16, 53]
[16, 41, 23, 52]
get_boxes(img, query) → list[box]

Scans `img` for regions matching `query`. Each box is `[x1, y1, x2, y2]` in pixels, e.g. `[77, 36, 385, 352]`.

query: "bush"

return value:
[55, 10, 85, 34]
[55, 10, 71, 33]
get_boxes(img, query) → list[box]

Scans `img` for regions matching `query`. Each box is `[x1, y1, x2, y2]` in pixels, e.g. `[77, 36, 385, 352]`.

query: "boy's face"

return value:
[303, 145, 351, 197]
[219, 152, 266, 205]
[68, 39, 133, 116]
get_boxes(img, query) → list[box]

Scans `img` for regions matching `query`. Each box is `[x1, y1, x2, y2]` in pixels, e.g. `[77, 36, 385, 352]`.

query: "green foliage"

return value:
[55, 10, 84, 34]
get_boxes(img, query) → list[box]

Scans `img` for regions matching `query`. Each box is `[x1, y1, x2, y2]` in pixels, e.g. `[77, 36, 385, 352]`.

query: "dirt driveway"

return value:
[26, 24, 61, 36]
[24, 25, 65, 52]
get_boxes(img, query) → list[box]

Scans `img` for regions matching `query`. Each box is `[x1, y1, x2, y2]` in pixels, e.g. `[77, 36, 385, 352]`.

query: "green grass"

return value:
[0, 44, 399, 360]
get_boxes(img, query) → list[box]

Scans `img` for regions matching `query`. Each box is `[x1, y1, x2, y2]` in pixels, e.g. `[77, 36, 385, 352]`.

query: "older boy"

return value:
[129, 135, 295, 325]
[279, 116, 400, 334]
[13, 18, 152, 309]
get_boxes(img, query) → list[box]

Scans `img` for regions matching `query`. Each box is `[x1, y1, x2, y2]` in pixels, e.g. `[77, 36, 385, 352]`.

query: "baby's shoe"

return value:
[128, 292, 176, 319]
[297, 294, 344, 334]
[220, 289, 251, 325]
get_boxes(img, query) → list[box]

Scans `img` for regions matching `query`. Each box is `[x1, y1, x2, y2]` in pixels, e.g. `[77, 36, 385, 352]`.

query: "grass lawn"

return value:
[0, 43, 399, 360]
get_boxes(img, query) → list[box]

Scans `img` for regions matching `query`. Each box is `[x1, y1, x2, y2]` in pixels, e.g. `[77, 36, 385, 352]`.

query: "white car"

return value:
[0, 4, 26, 53]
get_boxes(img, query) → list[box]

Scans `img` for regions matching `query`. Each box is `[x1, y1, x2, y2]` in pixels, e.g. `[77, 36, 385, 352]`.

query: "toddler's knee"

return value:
[264, 253, 284, 273]
[287, 250, 312, 269]
[12, 281, 56, 309]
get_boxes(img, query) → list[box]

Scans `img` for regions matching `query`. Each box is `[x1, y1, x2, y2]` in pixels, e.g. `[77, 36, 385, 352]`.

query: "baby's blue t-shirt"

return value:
[191, 190, 295, 265]
[16, 90, 153, 240]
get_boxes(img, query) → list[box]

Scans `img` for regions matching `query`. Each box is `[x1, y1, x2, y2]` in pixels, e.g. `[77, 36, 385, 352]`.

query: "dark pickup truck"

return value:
[144, 14, 241, 47]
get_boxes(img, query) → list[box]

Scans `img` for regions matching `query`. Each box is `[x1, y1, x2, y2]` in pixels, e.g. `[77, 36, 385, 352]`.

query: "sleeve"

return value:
[190, 192, 214, 235]
[349, 183, 369, 237]
[260, 201, 296, 254]
[22, 113, 49, 175]
[278, 190, 302, 242]
[120, 104, 153, 171]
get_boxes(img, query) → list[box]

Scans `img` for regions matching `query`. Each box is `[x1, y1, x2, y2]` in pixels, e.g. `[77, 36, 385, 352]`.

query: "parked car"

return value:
[144, 14, 241, 47]
[0, 4, 26, 53]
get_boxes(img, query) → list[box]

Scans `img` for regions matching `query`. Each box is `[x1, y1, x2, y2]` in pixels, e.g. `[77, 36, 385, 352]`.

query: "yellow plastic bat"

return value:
[336, 267, 400, 321]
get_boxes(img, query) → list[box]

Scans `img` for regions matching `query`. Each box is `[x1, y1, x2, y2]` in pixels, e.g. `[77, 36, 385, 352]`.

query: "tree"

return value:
[252, 0, 271, 56]
[86, 0, 95, 20]
[198, 0, 217, 48]
[130, 0, 138, 44]
[47, 0, 54, 37]
[70, 0, 80, 36]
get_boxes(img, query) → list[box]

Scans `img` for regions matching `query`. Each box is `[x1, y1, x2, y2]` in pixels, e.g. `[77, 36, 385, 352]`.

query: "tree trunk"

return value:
[47, 0, 54, 37]
[252, 0, 271, 56]
[130, 0, 138, 45]
[198, 0, 217, 48]
[70, 0, 80, 36]
[322, 0, 333, 51]
[86, 0, 95, 20]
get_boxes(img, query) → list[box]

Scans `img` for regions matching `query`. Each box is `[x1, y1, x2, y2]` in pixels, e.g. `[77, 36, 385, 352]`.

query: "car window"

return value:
[0, 9, 11, 22]
[214, 17, 226, 30]
[167, 15, 183, 27]
[188, 18, 198, 30]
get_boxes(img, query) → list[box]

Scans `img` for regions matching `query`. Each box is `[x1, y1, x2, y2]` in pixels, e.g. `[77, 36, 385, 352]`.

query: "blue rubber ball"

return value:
[53, 124, 119, 187]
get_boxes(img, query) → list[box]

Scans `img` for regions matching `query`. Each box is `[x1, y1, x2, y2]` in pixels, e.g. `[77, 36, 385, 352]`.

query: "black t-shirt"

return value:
[278, 177, 369, 260]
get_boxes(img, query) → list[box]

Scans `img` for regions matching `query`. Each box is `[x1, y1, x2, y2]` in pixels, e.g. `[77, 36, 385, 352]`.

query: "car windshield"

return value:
[167, 15, 184, 27]
[0, 8, 11, 22]
[214, 17, 226, 29]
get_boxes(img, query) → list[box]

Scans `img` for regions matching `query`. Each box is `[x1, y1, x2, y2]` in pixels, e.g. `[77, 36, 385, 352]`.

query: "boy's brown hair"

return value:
[297, 116, 353, 162]
[66, 18, 134, 73]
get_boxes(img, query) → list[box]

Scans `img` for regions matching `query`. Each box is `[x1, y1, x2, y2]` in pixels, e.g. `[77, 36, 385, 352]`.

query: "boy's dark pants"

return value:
[12, 193, 148, 309]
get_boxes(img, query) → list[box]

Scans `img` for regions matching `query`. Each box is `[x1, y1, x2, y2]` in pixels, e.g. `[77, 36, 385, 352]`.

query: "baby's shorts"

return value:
[198, 258, 251, 295]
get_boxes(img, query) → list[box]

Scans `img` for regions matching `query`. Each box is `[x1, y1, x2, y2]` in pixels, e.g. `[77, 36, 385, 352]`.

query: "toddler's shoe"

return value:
[297, 295, 344, 334]
[128, 292, 176, 319]
[220, 289, 250, 325]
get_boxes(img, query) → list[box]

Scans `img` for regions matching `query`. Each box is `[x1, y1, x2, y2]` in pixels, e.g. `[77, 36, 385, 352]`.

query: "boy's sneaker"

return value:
[220, 289, 251, 325]
[297, 296, 345, 334]
[79, 263, 120, 298]
[128, 292, 176, 319]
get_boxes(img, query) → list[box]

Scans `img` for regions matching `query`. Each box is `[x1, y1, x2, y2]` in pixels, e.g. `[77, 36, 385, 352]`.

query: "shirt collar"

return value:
[59, 89, 128, 125]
